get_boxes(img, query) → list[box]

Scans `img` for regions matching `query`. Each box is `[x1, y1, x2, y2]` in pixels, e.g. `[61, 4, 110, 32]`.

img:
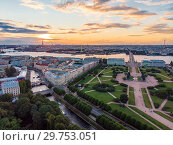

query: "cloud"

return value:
[136, 0, 173, 6]
[0, 21, 48, 34]
[128, 34, 144, 37]
[84, 22, 131, 29]
[20, 0, 45, 9]
[51, 0, 138, 13]
[26, 24, 52, 29]
[161, 17, 173, 21]
[117, 10, 157, 19]
[54, 22, 132, 35]
[144, 23, 173, 34]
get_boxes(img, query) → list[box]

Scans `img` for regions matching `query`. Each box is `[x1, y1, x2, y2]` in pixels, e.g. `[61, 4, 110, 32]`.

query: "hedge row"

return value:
[53, 87, 66, 96]
[69, 64, 100, 86]
[112, 109, 154, 130]
[76, 101, 92, 116]
[64, 94, 92, 116]
[76, 90, 111, 112]
[96, 114, 127, 130]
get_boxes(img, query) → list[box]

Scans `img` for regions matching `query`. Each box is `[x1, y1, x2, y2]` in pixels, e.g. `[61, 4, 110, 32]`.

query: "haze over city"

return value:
[0, 0, 173, 45]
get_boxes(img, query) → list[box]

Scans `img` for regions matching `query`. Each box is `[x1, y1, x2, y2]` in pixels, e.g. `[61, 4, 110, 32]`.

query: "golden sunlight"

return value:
[38, 34, 52, 40]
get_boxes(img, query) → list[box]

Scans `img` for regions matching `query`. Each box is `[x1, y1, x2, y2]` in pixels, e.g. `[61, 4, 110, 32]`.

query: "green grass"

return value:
[138, 77, 142, 81]
[142, 88, 152, 108]
[160, 82, 173, 88]
[103, 71, 113, 76]
[136, 67, 139, 73]
[129, 87, 134, 92]
[129, 87, 135, 105]
[129, 67, 132, 73]
[86, 91, 114, 103]
[154, 111, 173, 123]
[130, 107, 170, 130]
[90, 77, 99, 83]
[163, 100, 173, 112]
[99, 76, 112, 81]
[148, 89, 164, 108]
[79, 76, 93, 84]
[155, 73, 171, 81]
[111, 91, 123, 99]
[129, 76, 134, 81]
[109, 104, 158, 129]
[102, 67, 113, 74]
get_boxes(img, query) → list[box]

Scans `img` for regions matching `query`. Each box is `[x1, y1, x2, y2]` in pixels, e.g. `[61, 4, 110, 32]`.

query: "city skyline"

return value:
[0, 0, 173, 45]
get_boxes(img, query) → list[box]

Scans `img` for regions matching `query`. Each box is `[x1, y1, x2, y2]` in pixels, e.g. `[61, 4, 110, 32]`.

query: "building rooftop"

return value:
[1, 81, 19, 89]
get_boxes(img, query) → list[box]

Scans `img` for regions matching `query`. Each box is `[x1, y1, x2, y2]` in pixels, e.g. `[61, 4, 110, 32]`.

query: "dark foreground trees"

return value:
[0, 92, 80, 130]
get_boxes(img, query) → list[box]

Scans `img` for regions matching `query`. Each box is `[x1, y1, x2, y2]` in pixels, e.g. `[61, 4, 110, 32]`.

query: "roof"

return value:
[1, 81, 19, 89]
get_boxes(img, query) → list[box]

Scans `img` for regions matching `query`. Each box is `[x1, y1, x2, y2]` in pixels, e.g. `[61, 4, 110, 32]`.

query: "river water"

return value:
[1, 50, 173, 64]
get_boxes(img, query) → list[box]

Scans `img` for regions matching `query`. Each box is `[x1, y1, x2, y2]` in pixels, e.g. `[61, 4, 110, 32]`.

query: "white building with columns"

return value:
[1, 81, 20, 96]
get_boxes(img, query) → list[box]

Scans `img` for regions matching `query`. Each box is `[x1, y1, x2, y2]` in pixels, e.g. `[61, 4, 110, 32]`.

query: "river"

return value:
[1, 50, 173, 64]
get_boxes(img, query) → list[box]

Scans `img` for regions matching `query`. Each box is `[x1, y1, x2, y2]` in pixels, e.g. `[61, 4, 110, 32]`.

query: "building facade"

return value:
[107, 58, 125, 66]
[1, 81, 20, 96]
[142, 60, 166, 67]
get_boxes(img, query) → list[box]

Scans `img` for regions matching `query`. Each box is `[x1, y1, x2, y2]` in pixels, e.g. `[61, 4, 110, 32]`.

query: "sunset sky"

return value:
[0, 0, 173, 45]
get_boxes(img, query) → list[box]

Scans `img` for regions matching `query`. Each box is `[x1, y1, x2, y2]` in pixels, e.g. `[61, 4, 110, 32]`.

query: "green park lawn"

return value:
[136, 67, 140, 73]
[99, 76, 112, 81]
[142, 88, 152, 108]
[79, 76, 93, 84]
[109, 104, 158, 129]
[111, 85, 126, 99]
[163, 100, 173, 112]
[129, 67, 132, 73]
[90, 77, 99, 84]
[138, 77, 142, 81]
[150, 95, 164, 109]
[154, 111, 173, 123]
[103, 71, 113, 76]
[129, 87, 135, 105]
[102, 67, 113, 74]
[86, 91, 114, 103]
[130, 107, 170, 130]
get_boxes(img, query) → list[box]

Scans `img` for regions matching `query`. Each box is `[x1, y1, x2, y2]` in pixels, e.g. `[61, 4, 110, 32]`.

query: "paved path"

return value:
[102, 76, 112, 77]
[146, 88, 155, 109]
[163, 80, 173, 83]
[158, 99, 168, 110]
[157, 73, 172, 80]
[81, 69, 105, 90]
[103, 71, 112, 75]
[97, 77, 101, 83]
[115, 51, 173, 129]
[85, 90, 95, 93]
[108, 92, 116, 99]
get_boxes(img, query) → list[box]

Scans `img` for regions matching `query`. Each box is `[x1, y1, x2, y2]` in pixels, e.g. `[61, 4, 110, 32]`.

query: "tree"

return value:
[0, 94, 13, 102]
[120, 94, 128, 104]
[25, 80, 31, 90]
[17, 102, 31, 119]
[5, 66, 16, 77]
[48, 83, 53, 89]
[46, 112, 56, 129]
[170, 61, 173, 67]
[0, 108, 8, 119]
[19, 81, 27, 93]
[0, 117, 21, 130]
[32, 111, 42, 129]
[39, 105, 53, 119]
